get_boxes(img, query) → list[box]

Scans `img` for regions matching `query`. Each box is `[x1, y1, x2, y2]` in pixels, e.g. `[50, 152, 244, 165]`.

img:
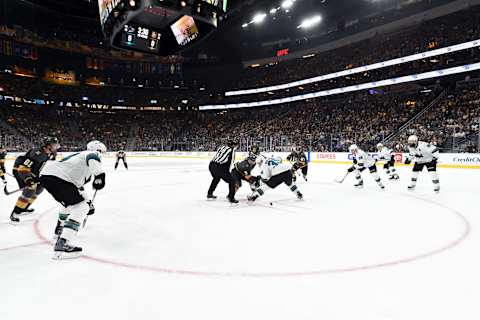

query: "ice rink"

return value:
[1, 156, 479, 320]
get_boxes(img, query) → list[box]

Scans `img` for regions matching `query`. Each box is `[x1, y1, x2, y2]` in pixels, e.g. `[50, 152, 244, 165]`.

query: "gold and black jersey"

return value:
[287, 151, 307, 165]
[13, 148, 50, 177]
[234, 159, 255, 177]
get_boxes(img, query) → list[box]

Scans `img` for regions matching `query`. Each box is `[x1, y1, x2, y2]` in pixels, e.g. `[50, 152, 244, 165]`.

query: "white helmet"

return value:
[376, 143, 384, 149]
[349, 144, 359, 153]
[407, 135, 418, 146]
[87, 140, 107, 154]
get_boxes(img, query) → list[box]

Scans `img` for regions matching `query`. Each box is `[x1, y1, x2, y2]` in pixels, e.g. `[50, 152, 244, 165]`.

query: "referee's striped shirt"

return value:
[211, 145, 234, 166]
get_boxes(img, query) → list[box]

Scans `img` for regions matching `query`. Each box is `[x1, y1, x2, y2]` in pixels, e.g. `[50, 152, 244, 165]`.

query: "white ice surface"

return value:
[1, 157, 479, 320]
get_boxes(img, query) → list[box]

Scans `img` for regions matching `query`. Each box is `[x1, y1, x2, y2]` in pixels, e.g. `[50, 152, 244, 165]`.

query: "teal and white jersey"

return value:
[40, 151, 104, 188]
[259, 157, 291, 180]
[353, 149, 376, 168]
[407, 141, 439, 164]
[378, 146, 393, 160]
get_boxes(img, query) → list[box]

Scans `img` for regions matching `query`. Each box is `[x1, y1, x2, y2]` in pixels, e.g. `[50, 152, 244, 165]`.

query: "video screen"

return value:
[202, 0, 228, 11]
[121, 24, 162, 53]
[170, 16, 200, 46]
[98, 0, 122, 27]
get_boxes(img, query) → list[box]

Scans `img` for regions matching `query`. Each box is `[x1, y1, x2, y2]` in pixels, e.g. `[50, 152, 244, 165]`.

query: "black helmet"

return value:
[42, 136, 59, 147]
[250, 145, 260, 155]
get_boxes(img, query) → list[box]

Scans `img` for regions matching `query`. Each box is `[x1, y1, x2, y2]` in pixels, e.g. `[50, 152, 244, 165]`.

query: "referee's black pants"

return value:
[208, 162, 234, 197]
[115, 157, 128, 169]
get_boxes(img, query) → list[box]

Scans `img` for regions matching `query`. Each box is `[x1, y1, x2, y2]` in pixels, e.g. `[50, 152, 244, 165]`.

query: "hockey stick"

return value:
[82, 190, 98, 229]
[335, 171, 350, 184]
[3, 185, 22, 195]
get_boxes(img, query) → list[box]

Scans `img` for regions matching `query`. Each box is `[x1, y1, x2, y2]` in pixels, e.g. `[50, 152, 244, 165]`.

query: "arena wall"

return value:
[5, 152, 480, 169]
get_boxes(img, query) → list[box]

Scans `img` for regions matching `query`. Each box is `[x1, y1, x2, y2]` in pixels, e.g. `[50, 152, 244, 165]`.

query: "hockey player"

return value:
[207, 140, 238, 202]
[287, 147, 308, 182]
[39, 140, 107, 259]
[230, 152, 259, 203]
[9, 137, 60, 224]
[347, 144, 385, 189]
[404, 135, 440, 193]
[0, 147, 7, 185]
[249, 145, 261, 158]
[248, 156, 303, 201]
[115, 150, 128, 170]
[376, 143, 399, 180]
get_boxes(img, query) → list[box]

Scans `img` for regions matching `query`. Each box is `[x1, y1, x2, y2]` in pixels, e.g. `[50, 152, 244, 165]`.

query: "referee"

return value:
[207, 140, 238, 203]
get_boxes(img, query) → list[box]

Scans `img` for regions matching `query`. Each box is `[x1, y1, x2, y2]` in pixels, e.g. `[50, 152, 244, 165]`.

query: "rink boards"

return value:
[4, 151, 480, 169]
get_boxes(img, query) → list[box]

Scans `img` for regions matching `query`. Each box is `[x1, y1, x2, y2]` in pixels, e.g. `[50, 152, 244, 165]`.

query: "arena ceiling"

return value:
[6, 0, 457, 61]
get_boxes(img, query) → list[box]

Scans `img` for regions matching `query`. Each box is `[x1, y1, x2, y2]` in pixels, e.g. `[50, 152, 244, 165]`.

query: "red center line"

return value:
[0, 241, 48, 252]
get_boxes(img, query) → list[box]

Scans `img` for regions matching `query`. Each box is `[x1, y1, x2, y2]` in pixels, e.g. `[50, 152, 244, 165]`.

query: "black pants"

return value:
[266, 170, 294, 189]
[13, 169, 28, 189]
[357, 165, 377, 173]
[413, 161, 437, 172]
[383, 156, 395, 170]
[40, 175, 85, 207]
[13, 169, 45, 193]
[208, 162, 234, 197]
[115, 158, 128, 169]
[230, 168, 245, 188]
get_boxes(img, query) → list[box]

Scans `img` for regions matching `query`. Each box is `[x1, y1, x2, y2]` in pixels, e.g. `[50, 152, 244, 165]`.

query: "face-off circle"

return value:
[32, 190, 470, 277]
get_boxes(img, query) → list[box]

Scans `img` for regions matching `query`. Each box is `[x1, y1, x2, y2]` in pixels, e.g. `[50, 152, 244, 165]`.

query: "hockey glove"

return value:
[347, 166, 356, 173]
[87, 200, 95, 216]
[93, 173, 106, 190]
[254, 176, 261, 188]
[404, 159, 411, 165]
[24, 176, 36, 187]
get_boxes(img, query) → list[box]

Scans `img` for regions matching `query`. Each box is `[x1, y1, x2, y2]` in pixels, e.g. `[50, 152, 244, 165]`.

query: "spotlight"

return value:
[252, 13, 267, 24]
[298, 15, 322, 29]
[281, 0, 293, 9]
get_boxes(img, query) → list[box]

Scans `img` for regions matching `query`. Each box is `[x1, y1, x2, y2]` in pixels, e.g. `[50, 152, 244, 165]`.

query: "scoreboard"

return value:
[99, 0, 227, 56]
[121, 24, 162, 53]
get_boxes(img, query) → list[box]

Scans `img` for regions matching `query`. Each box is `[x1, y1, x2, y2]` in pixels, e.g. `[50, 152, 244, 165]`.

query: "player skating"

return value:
[114, 150, 128, 170]
[347, 144, 385, 189]
[376, 143, 399, 180]
[9, 137, 60, 224]
[230, 146, 261, 203]
[40, 140, 107, 259]
[287, 147, 308, 182]
[248, 156, 303, 202]
[0, 147, 6, 185]
[404, 135, 440, 193]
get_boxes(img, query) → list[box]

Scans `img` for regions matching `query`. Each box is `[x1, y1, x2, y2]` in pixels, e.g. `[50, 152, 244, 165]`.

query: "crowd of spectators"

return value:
[397, 88, 480, 152]
[232, 5, 480, 92]
[0, 3, 479, 154]
[1, 84, 479, 154]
